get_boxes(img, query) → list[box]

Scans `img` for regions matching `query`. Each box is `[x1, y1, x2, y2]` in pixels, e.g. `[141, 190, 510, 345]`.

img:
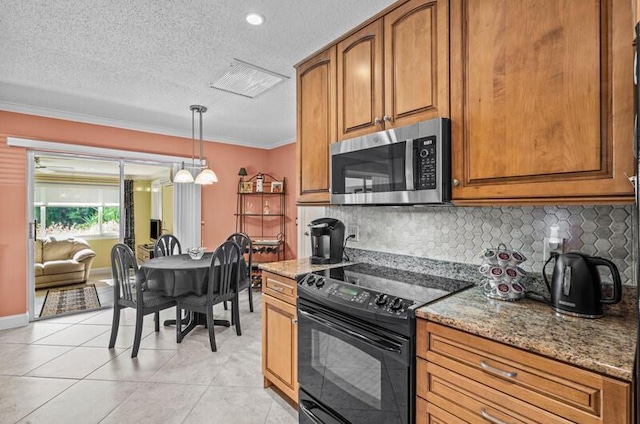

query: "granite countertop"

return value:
[258, 258, 351, 279]
[416, 286, 637, 381]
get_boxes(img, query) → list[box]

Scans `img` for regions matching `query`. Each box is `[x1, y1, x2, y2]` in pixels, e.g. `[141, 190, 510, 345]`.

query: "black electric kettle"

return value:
[544, 253, 622, 318]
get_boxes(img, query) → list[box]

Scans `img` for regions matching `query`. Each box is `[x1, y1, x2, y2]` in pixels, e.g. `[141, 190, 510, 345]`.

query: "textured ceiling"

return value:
[0, 0, 397, 148]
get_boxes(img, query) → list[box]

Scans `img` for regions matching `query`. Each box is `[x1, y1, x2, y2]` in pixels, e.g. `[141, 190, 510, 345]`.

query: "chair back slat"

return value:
[226, 232, 252, 281]
[154, 234, 182, 258]
[209, 240, 241, 297]
[111, 243, 138, 302]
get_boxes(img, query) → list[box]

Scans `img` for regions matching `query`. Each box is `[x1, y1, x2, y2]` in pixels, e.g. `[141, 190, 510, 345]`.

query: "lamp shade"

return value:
[174, 169, 194, 183]
[238, 167, 248, 176]
[195, 168, 219, 185]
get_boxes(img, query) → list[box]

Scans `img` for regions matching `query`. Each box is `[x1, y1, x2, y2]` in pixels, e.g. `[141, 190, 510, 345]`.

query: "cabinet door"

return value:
[450, 0, 634, 204]
[384, 0, 449, 129]
[297, 47, 336, 204]
[337, 20, 384, 140]
[262, 293, 298, 403]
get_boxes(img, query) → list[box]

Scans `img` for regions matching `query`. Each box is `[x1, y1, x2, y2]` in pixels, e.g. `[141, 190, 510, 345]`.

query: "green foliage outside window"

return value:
[36, 206, 120, 237]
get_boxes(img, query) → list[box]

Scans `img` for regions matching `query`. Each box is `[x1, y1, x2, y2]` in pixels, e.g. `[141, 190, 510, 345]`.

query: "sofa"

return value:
[35, 237, 96, 289]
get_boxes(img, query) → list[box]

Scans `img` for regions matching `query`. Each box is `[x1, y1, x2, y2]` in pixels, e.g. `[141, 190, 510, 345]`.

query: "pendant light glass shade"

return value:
[195, 168, 218, 185]
[174, 168, 194, 183]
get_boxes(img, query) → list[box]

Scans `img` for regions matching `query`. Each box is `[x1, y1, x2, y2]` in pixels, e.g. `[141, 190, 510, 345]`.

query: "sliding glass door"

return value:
[28, 153, 175, 320]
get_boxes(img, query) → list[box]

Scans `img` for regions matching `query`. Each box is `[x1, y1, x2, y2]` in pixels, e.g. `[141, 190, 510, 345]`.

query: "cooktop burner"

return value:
[298, 262, 474, 335]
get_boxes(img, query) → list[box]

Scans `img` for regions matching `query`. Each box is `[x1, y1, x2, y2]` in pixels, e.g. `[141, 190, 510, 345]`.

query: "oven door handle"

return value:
[298, 309, 402, 354]
[299, 401, 324, 424]
[300, 400, 350, 424]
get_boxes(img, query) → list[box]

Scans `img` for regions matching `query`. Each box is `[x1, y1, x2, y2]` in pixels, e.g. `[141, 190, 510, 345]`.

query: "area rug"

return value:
[39, 284, 101, 317]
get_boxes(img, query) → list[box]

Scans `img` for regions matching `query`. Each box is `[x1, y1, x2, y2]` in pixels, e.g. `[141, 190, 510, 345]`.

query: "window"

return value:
[35, 182, 120, 238]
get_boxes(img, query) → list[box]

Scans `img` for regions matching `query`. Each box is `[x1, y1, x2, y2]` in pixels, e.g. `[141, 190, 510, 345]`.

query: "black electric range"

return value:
[298, 262, 474, 337]
[297, 263, 473, 424]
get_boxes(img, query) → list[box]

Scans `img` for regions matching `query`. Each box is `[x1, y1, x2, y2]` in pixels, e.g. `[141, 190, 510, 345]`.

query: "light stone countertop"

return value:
[258, 258, 351, 279]
[416, 286, 637, 381]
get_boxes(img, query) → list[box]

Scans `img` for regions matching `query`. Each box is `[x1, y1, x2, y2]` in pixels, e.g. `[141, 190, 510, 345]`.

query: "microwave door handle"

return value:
[298, 309, 402, 354]
[405, 139, 414, 190]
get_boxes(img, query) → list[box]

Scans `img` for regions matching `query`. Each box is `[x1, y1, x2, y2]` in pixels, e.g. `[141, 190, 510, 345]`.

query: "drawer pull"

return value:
[480, 360, 517, 379]
[270, 286, 285, 292]
[480, 409, 511, 424]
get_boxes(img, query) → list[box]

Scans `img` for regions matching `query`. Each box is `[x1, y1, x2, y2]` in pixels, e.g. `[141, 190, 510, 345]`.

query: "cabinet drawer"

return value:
[419, 321, 630, 424]
[418, 358, 571, 424]
[416, 395, 465, 424]
[262, 271, 297, 304]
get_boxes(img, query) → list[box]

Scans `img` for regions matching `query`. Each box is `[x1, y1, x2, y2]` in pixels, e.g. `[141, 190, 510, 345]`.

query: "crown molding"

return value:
[0, 101, 295, 150]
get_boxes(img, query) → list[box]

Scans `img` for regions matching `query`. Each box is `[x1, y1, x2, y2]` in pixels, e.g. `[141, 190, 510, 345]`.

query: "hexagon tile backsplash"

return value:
[326, 205, 634, 283]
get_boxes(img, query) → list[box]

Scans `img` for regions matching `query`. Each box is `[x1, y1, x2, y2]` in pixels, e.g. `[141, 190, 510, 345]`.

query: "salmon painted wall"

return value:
[266, 143, 297, 260]
[0, 110, 291, 319]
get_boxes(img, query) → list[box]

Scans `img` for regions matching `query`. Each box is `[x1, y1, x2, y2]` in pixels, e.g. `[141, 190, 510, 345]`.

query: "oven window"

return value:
[312, 330, 382, 409]
[332, 143, 406, 194]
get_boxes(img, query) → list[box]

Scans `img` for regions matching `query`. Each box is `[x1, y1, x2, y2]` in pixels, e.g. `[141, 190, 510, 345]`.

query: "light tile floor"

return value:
[0, 291, 298, 424]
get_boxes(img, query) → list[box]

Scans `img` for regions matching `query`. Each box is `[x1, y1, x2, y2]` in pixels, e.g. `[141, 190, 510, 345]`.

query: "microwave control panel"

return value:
[416, 136, 437, 190]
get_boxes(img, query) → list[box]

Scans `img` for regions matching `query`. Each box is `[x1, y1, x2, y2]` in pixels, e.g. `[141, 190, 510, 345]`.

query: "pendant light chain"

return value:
[199, 107, 204, 168]
[191, 107, 196, 168]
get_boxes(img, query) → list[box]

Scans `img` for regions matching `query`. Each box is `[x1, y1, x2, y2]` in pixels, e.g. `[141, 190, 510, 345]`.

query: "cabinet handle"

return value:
[270, 285, 284, 292]
[452, 179, 460, 186]
[480, 409, 511, 424]
[374, 117, 382, 125]
[383, 115, 393, 123]
[480, 360, 517, 379]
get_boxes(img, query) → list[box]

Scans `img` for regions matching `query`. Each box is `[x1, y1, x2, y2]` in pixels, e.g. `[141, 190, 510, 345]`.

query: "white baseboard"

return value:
[0, 312, 30, 330]
[91, 267, 112, 275]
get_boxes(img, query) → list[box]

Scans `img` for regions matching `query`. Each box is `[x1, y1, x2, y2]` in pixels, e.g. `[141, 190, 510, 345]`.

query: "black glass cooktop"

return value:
[317, 262, 474, 305]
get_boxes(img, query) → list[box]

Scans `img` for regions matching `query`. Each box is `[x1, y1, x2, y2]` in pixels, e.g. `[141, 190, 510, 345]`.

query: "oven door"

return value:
[298, 300, 412, 424]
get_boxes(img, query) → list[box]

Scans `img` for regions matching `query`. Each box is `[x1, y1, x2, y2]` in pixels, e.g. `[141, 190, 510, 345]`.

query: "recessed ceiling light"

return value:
[246, 13, 265, 25]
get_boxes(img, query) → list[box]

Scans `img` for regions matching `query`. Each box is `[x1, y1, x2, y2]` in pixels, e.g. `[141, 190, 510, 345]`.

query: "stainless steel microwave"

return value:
[330, 118, 451, 205]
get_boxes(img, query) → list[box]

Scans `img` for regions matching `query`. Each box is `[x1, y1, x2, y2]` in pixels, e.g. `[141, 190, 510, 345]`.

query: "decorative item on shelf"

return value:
[263, 200, 270, 215]
[237, 167, 248, 192]
[187, 247, 206, 260]
[256, 173, 264, 192]
[240, 181, 253, 193]
[478, 243, 527, 301]
[271, 181, 283, 193]
[174, 105, 219, 185]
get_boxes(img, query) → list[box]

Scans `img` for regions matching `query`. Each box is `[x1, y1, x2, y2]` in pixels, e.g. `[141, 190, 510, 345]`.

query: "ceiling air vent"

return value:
[209, 59, 289, 99]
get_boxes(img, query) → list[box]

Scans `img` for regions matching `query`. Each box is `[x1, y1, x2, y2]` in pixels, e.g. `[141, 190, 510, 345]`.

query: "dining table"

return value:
[140, 252, 243, 334]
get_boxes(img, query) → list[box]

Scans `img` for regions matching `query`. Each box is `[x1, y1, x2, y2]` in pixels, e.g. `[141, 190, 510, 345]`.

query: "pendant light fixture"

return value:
[174, 105, 219, 185]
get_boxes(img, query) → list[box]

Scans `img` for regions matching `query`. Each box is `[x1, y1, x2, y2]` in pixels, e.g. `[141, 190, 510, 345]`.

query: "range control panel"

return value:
[416, 136, 437, 190]
[299, 274, 413, 318]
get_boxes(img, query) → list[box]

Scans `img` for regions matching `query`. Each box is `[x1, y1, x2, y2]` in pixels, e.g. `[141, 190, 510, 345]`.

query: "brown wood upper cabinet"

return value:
[450, 0, 635, 204]
[337, 0, 449, 141]
[296, 47, 336, 204]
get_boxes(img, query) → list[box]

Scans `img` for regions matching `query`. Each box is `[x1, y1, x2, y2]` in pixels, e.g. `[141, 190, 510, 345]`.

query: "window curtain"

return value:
[124, 179, 135, 250]
[172, 164, 201, 249]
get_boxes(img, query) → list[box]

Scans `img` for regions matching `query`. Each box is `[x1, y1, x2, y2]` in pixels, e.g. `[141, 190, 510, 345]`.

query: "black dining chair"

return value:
[154, 234, 182, 258]
[176, 240, 242, 351]
[226, 232, 254, 312]
[109, 243, 176, 358]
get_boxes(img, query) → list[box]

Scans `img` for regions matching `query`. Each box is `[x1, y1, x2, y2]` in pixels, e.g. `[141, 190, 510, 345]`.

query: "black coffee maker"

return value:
[309, 218, 345, 264]
[545, 252, 622, 318]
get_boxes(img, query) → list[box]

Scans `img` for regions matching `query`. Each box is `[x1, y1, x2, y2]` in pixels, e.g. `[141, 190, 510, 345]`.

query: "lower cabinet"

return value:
[262, 271, 298, 403]
[416, 320, 631, 424]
